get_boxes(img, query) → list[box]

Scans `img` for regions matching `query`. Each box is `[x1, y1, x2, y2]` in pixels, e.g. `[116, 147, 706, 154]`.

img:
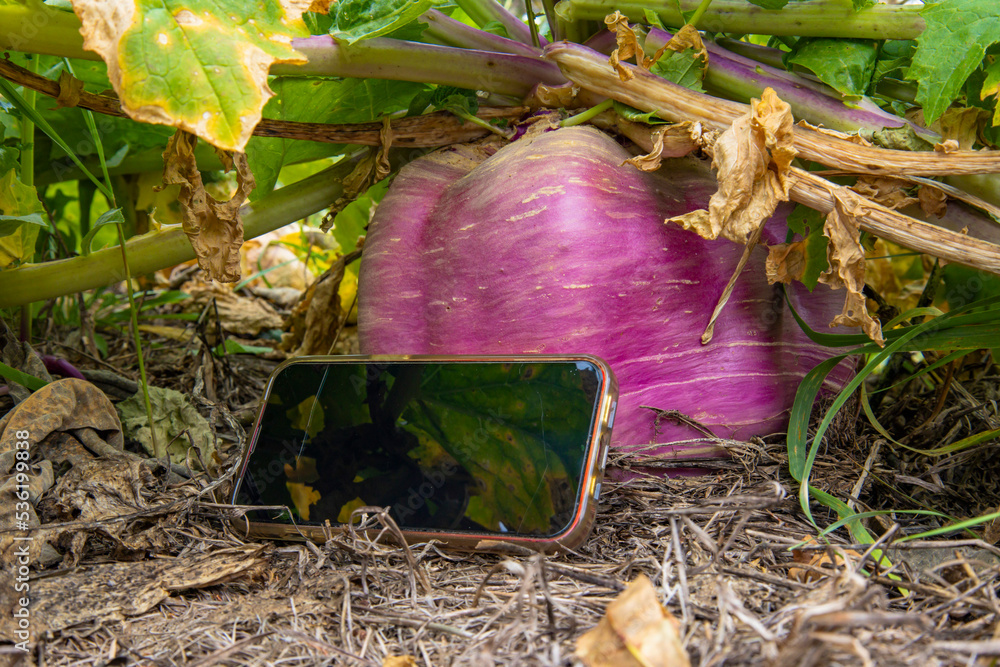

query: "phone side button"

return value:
[599, 434, 611, 471]
[593, 481, 601, 500]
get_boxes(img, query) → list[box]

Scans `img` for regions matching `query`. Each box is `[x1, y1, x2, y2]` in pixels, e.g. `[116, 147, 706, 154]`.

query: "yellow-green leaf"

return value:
[73, 0, 315, 151]
[0, 168, 45, 268]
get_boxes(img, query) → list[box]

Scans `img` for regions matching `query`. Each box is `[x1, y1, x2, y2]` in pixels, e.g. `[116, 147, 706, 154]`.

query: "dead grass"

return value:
[3, 324, 1000, 667]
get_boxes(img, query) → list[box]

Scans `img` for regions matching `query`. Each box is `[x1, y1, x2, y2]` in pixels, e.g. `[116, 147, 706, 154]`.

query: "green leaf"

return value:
[331, 0, 444, 44]
[650, 50, 705, 93]
[942, 263, 1000, 309]
[0, 361, 48, 392]
[431, 86, 479, 116]
[746, 0, 789, 9]
[612, 101, 669, 124]
[330, 177, 390, 256]
[980, 56, 1000, 124]
[786, 203, 822, 237]
[908, 0, 1000, 125]
[799, 225, 830, 291]
[73, 0, 314, 151]
[246, 77, 425, 199]
[212, 339, 272, 356]
[0, 147, 17, 175]
[81, 207, 124, 255]
[870, 124, 935, 151]
[787, 38, 879, 98]
[852, 0, 876, 9]
[873, 40, 915, 82]
[0, 168, 45, 266]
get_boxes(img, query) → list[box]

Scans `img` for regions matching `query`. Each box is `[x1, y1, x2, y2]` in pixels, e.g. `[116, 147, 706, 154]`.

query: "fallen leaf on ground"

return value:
[160, 131, 256, 283]
[576, 574, 690, 667]
[666, 88, 796, 243]
[28, 545, 267, 634]
[183, 281, 284, 336]
[0, 378, 122, 563]
[118, 386, 215, 470]
[383, 656, 418, 667]
[790, 538, 863, 583]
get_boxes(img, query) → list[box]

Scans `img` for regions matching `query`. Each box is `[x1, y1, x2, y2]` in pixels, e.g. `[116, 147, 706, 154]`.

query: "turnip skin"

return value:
[359, 126, 851, 452]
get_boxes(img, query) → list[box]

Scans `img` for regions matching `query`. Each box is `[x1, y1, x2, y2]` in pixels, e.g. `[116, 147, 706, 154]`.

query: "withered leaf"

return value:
[160, 131, 256, 283]
[651, 23, 708, 73]
[281, 254, 350, 356]
[918, 183, 949, 218]
[55, 71, 85, 109]
[605, 11, 648, 82]
[818, 188, 885, 345]
[766, 241, 808, 284]
[667, 87, 796, 243]
[852, 176, 918, 211]
[577, 574, 690, 667]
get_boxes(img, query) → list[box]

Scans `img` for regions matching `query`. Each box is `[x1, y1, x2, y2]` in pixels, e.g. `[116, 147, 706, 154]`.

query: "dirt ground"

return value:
[2, 313, 999, 667]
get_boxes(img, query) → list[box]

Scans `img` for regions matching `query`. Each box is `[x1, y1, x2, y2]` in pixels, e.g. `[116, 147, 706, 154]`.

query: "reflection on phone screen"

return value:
[236, 361, 602, 537]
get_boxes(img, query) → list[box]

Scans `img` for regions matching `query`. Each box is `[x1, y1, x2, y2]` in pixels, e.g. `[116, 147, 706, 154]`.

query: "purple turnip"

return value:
[358, 126, 853, 455]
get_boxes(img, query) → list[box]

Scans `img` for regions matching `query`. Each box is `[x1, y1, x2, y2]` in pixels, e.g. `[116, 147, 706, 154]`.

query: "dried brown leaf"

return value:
[624, 126, 669, 171]
[650, 23, 708, 73]
[55, 71, 84, 109]
[852, 176, 918, 211]
[790, 538, 862, 583]
[766, 240, 807, 284]
[31, 546, 267, 632]
[160, 131, 256, 283]
[527, 82, 582, 109]
[935, 139, 960, 154]
[383, 656, 418, 667]
[577, 574, 690, 667]
[281, 255, 350, 357]
[604, 11, 647, 82]
[183, 281, 283, 336]
[666, 88, 795, 243]
[818, 188, 885, 345]
[918, 184, 949, 218]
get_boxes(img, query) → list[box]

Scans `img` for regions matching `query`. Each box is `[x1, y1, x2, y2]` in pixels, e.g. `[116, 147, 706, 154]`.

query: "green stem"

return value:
[0, 151, 392, 308]
[560, 99, 613, 127]
[451, 109, 511, 137]
[279, 36, 565, 97]
[69, 57, 159, 459]
[18, 55, 38, 344]
[687, 0, 714, 28]
[555, 0, 926, 39]
[453, 0, 541, 46]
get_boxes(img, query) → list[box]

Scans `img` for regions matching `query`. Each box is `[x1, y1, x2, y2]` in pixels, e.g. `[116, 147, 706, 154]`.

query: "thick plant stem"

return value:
[454, 0, 545, 47]
[0, 151, 415, 308]
[19, 55, 38, 344]
[421, 10, 541, 56]
[555, 0, 926, 39]
[278, 36, 565, 96]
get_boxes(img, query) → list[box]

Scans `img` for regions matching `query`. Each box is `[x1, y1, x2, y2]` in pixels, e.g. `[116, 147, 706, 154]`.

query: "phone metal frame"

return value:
[231, 354, 618, 551]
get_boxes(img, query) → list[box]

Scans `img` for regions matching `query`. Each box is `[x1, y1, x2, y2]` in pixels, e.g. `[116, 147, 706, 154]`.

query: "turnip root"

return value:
[358, 126, 852, 455]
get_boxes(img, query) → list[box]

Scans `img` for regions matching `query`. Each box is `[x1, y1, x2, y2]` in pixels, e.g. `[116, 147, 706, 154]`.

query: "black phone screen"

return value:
[235, 360, 604, 537]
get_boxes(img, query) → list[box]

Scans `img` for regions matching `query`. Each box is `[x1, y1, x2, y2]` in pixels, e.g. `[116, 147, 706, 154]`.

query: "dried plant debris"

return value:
[2, 324, 998, 666]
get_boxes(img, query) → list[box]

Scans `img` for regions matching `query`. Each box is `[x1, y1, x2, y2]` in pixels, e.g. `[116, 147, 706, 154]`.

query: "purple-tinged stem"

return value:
[421, 9, 542, 57]
[282, 36, 564, 98]
[455, 0, 547, 47]
[41, 355, 86, 381]
[647, 28, 938, 142]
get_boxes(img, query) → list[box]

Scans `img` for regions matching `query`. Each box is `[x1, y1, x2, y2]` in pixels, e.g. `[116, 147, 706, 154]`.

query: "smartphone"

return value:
[231, 355, 617, 550]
